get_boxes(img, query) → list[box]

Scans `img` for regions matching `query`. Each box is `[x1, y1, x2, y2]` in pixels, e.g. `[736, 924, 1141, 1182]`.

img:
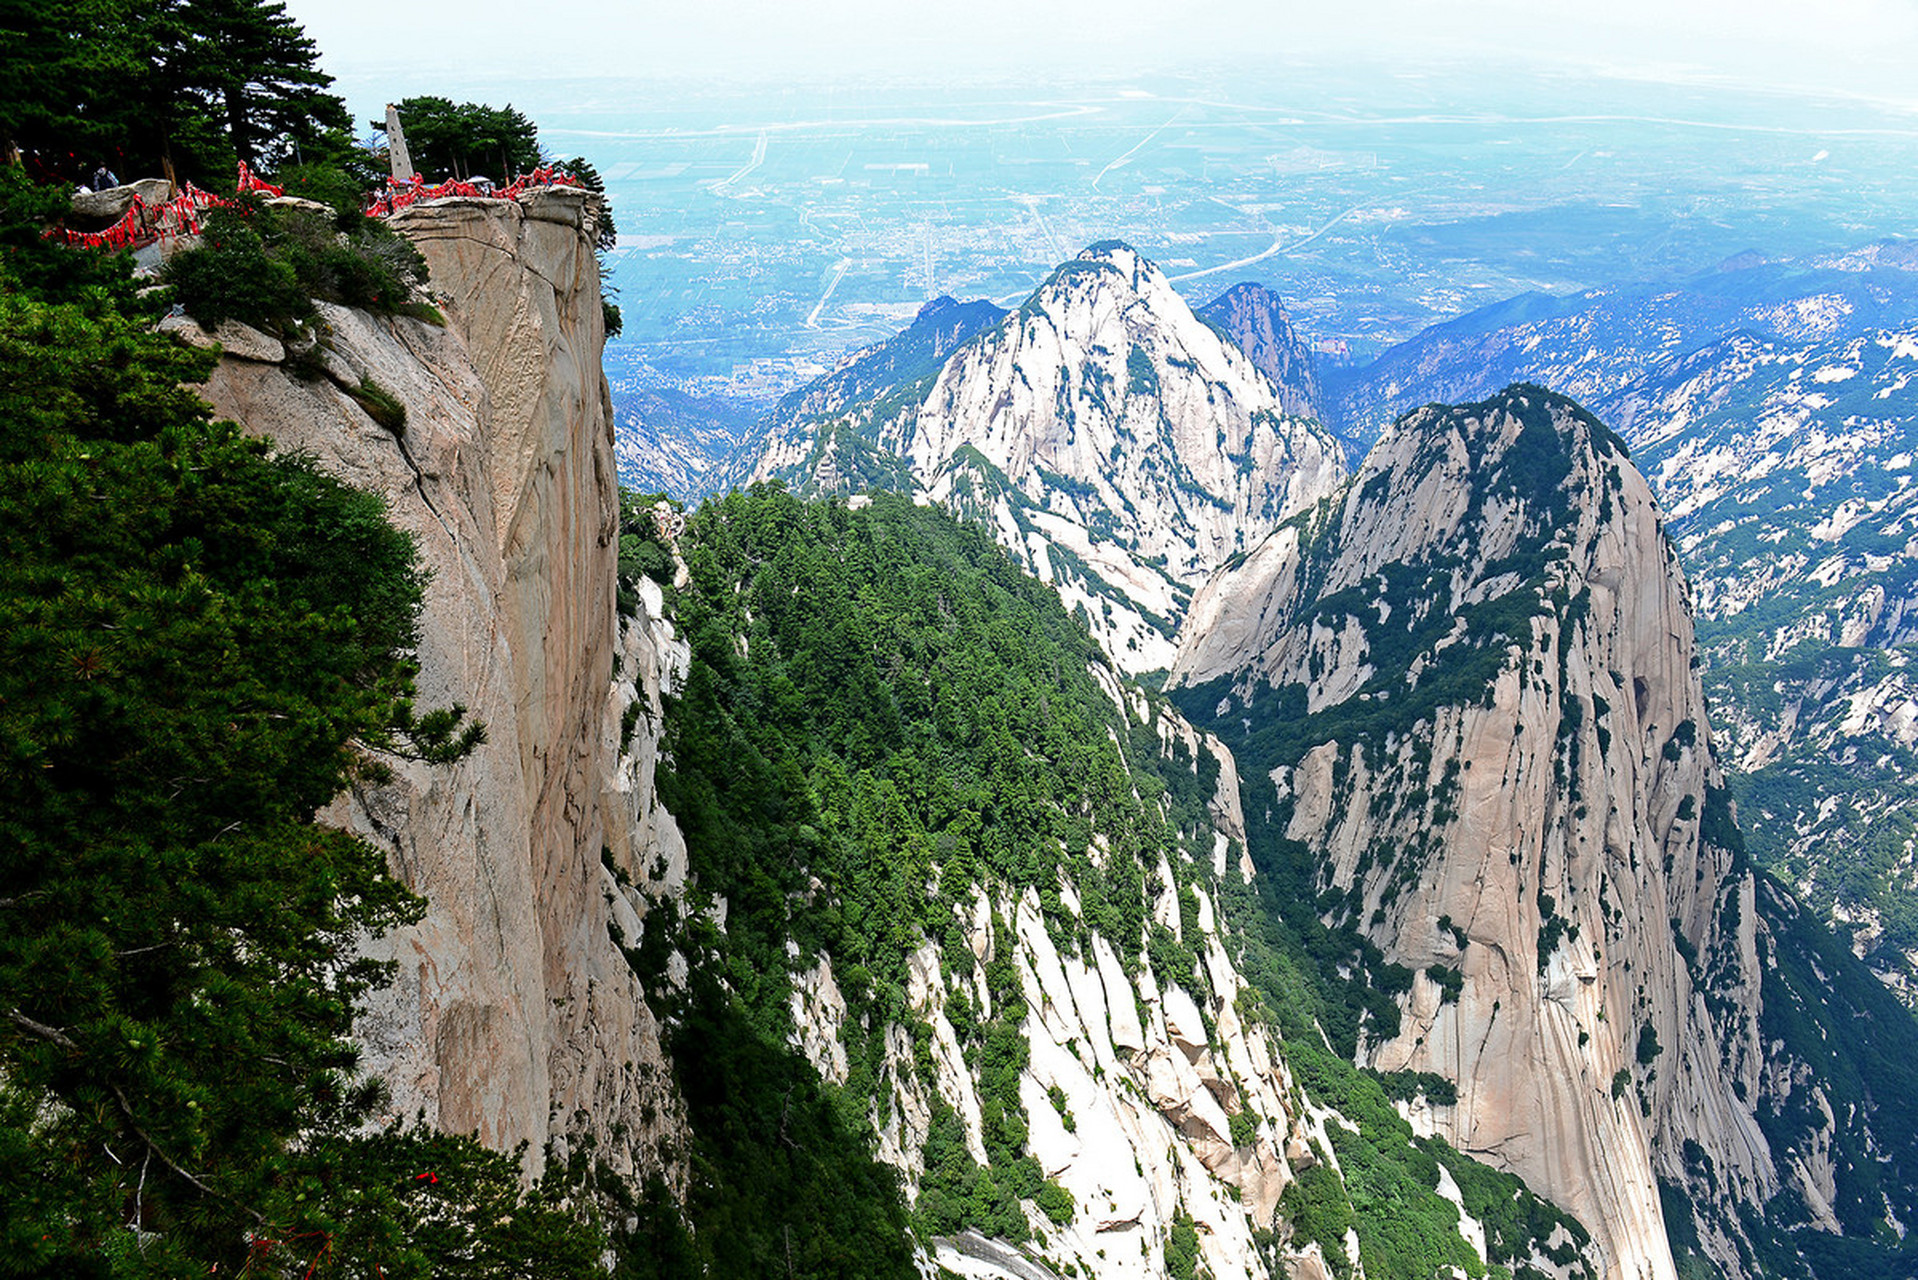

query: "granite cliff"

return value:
[185, 187, 688, 1183]
[1171, 385, 1918, 1280]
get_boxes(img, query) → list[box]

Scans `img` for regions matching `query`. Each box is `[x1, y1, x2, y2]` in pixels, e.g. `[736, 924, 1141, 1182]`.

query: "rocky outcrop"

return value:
[1198, 282, 1324, 424]
[1314, 262, 1918, 1001]
[1173, 387, 1777, 1280]
[191, 187, 685, 1180]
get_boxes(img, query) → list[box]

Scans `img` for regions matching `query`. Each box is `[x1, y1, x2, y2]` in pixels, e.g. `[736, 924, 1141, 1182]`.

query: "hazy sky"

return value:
[285, 0, 1918, 101]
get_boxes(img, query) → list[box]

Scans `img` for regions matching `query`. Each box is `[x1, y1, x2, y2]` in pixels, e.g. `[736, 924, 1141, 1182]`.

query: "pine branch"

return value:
[6, 1008, 263, 1222]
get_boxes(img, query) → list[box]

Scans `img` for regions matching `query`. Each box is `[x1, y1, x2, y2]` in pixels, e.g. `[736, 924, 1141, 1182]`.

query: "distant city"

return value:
[326, 59, 1918, 417]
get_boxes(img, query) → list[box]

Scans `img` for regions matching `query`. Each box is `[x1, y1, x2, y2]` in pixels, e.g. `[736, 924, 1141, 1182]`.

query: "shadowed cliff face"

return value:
[1173, 387, 1776, 1280]
[1198, 282, 1326, 426]
[189, 187, 687, 1183]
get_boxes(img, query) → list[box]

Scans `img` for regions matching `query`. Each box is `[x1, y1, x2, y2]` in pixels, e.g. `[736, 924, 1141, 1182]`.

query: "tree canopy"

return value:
[0, 0, 354, 186]
[377, 97, 541, 183]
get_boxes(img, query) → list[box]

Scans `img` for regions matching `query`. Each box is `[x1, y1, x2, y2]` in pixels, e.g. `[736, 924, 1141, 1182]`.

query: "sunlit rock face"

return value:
[1173, 387, 1777, 1280]
[743, 243, 1345, 674]
[192, 187, 687, 1184]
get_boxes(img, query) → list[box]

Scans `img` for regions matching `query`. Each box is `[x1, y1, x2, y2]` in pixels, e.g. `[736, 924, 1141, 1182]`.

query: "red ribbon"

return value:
[53, 163, 590, 251]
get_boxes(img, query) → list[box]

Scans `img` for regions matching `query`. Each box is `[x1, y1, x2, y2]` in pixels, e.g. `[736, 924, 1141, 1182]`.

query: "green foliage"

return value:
[1036, 1180, 1075, 1225]
[348, 375, 407, 435]
[615, 490, 678, 618]
[162, 198, 428, 336]
[1376, 1070, 1458, 1107]
[380, 97, 542, 182]
[1433, 1139, 1594, 1274]
[159, 202, 310, 332]
[1636, 1023, 1664, 1066]
[1126, 345, 1160, 398]
[1739, 876, 1918, 1274]
[0, 170, 157, 308]
[663, 973, 920, 1277]
[916, 1105, 1029, 1244]
[1278, 1164, 1356, 1279]
[253, 1128, 607, 1280]
[0, 0, 356, 185]
[1163, 1211, 1203, 1279]
[648, 486, 1227, 1258]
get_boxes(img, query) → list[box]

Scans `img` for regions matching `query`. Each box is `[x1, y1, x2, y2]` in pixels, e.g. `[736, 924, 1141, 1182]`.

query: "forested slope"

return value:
[616, 486, 1591, 1280]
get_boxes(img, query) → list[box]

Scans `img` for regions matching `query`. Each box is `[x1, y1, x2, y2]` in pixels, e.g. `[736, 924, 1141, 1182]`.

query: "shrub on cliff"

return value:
[161, 198, 429, 336]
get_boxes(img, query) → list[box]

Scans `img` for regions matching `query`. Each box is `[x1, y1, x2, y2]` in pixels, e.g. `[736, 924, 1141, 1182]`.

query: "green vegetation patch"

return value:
[647, 484, 1221, 1266]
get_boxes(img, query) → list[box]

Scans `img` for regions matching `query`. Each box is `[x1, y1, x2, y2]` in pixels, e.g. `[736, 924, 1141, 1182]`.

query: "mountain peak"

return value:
[1079, 237, 1146, 266]
[1172, 383, 1773, 1278]
[1199, 281, 1325, 424]
[907, 243, 1345, 670]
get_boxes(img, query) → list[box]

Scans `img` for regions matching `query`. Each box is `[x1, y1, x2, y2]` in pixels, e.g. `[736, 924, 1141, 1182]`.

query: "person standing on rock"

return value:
[90, 164, 117, 191]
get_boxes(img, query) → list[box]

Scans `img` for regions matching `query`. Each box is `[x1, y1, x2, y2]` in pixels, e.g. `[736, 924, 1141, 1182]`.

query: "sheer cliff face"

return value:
[1173, 389, 1774, 1280]
[191, 189, 685, 1180]
[1197, 282, 1325, 425]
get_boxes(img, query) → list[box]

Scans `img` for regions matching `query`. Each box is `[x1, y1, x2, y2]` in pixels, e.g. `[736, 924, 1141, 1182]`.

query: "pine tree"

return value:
[163, 0, 350, 171]
[378, 97, 542, 183]
[0, 0, 353, 186]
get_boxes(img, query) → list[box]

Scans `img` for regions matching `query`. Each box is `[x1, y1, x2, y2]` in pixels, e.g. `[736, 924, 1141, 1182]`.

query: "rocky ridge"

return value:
[1605, 322, 1918, 992]
[608, 380, 761, 499]
[741, 294, 1007, 497]
[636, 486, 1592, 1280]
[1170, 385, 1918, 1279]
[1322, 249, 1918, 451]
